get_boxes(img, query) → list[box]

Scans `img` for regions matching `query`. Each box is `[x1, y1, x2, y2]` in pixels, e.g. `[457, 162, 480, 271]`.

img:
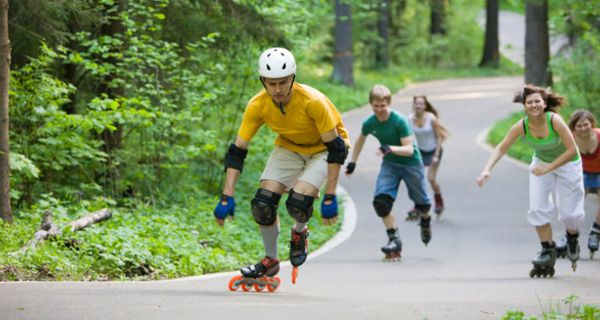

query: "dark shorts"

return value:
[420, 148, 443, 167]
[584, 172, 600, 193]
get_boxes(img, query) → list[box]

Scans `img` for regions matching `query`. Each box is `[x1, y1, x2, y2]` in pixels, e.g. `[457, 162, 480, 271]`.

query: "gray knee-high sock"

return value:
[261, 223, 280, 259]
[294, 222, 307, 233]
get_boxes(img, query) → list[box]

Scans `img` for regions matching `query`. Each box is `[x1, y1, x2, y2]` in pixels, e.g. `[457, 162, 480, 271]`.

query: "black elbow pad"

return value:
[224, 143, 248, 172]
[324, 136, 348, 164]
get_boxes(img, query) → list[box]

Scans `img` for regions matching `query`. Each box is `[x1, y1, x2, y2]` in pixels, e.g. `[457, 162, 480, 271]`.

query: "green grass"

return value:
[502, 295, 600, 320]
[0, 195, 342, 281]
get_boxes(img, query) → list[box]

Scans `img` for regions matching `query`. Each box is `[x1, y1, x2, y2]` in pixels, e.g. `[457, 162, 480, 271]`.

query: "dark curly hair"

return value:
[513, 84, 566, 113]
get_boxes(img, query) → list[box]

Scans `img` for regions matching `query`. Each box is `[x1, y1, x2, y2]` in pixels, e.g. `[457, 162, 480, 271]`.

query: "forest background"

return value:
[0, 0, 597, 281]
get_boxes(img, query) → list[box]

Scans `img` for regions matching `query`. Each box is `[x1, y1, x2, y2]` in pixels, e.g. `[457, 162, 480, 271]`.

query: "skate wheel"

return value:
[267, 277, 280, 292]
[590, 251, 595, 260]
[291, 267, 299, 285]
[254, 283, 265, 292]
[241, 282, 252, 291]
[529, 270, 535, 278]
[228, 275, 243, 291]
[549, 268, 555, 277]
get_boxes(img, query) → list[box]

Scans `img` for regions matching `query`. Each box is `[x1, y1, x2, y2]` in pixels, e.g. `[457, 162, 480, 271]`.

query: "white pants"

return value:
[527, 158, 585, 230]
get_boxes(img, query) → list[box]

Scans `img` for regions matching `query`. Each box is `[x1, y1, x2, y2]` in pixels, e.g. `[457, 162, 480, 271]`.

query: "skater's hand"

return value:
[213, 195, 235, 226]
[531, 164, 549, 176]
[320, 194, 338, 225]
[476, 171, 490, 187]
[345, 162, 356, 175]
[376, 144, 392, 157]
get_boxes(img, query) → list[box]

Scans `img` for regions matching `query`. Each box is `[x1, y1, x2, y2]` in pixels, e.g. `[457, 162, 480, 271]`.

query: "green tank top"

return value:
[522, 112, 579, 163]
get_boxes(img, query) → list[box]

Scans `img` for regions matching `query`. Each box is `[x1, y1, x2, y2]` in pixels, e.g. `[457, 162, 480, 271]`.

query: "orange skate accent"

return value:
[291, 266, 299, 284]
[228, 275, 281, 292]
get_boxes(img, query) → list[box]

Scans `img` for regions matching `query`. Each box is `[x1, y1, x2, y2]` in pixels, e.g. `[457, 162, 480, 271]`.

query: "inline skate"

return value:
[228, 256, 281, 292]
[529, 245, 557, 278]
[381, 227, 402, 261]
[289, 226, 309, 284]
[588, 227, 600, 259]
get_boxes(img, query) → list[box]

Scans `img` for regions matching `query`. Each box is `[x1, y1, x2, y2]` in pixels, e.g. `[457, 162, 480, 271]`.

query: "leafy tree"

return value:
[375, 0, 390, 68]
[525, 0, 552, 86]
[480, 0, 499, 68]
[0, 0, 12, 223]
[430, 0, 448, 36]
[331, 0, 354, 86]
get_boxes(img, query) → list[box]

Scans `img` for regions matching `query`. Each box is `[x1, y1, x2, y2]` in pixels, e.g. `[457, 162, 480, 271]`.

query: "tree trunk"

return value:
[0, 0, 12, 224]
[479, 0, 499, 67]
[331, 0, 354, 87]
[389, 0, 407, 39]
[98, 1, 125, 198]
[375, 0, 390, 68]
[430, 0, 447, 36]
[525, 0, 552, 86]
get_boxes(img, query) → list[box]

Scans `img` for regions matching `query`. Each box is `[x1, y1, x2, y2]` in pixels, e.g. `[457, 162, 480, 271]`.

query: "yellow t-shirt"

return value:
[238, 83, 350, 155]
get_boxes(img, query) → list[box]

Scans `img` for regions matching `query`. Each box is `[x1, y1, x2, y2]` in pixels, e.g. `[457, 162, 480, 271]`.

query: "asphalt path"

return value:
[2, 76, 599, 320]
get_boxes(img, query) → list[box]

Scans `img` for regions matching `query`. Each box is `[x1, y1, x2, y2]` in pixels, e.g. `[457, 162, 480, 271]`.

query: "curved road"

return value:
[2, 77, 599, 320]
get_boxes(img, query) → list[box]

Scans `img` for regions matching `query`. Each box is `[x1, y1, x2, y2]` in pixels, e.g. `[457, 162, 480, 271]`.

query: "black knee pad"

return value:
[415, 203, 431, 214]
[373, 194, 394, 217]
[285, 189, 314, 223]
[251, 188, 281, 226]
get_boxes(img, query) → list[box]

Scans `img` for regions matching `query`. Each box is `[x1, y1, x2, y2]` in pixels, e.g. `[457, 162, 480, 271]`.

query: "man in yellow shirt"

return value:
[214, 47, 351, 279]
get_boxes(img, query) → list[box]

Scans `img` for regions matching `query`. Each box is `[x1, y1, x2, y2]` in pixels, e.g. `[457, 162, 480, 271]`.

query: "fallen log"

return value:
[66, 208, 112, 232]
[20, 208, 112, 252]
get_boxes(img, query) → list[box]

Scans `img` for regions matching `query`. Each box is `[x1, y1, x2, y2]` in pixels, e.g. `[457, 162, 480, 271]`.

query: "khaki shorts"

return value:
[260, 146, 328, 190]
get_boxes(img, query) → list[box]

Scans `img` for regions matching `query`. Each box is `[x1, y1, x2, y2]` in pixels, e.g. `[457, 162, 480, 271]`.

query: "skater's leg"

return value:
[427, 160, 444, 215]
[554, 160, 584, 269]
[382, 214, 396, 229]
[286, 182, 318, 267]
[534, 223, 553, 243]
[404, 163, 432, 220]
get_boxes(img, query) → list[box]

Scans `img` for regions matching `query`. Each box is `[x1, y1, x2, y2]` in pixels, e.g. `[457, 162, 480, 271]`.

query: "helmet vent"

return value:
[266, 64, 271, 70]
[282, 63, 286, 70]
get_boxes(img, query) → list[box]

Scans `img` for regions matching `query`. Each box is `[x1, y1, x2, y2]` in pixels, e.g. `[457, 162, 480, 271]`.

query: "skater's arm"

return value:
[432, 116, 446, 164]
[321, 129, 347, 225]
[214, 136, 250, 226]
[346, 134, 366, 175]
[383, 136, 414, 157]
[477, 121, 522, 186]
[222, 136, 250, 196]
[321, 129, 344, 195]
[532, 115, 578, 176]
[350, 134, 366, 162]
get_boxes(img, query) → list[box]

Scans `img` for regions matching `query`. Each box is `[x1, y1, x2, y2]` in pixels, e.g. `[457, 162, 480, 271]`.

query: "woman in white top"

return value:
[407, 95, 448, 219]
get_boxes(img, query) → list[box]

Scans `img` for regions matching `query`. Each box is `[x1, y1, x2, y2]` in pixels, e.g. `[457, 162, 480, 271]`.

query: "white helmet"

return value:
[257, 47, 296, 78]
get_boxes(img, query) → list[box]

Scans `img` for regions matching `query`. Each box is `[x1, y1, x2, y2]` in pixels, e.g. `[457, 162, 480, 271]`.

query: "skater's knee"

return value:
[373, 194, 394, 217]
[415, 203, 431, 214]
[251, 188, 281, 226]
[286, 189, 314, 223]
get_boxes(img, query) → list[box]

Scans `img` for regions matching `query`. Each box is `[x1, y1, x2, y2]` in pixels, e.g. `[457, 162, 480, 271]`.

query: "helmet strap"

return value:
[259, 75, 296, 116]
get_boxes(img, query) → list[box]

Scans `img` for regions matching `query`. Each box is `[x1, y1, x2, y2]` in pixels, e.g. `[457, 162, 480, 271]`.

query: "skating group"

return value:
[214, 48, 600, 291]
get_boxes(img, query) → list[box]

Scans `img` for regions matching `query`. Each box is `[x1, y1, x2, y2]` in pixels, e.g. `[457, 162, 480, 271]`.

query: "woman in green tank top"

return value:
[477, 84, 585, 278]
